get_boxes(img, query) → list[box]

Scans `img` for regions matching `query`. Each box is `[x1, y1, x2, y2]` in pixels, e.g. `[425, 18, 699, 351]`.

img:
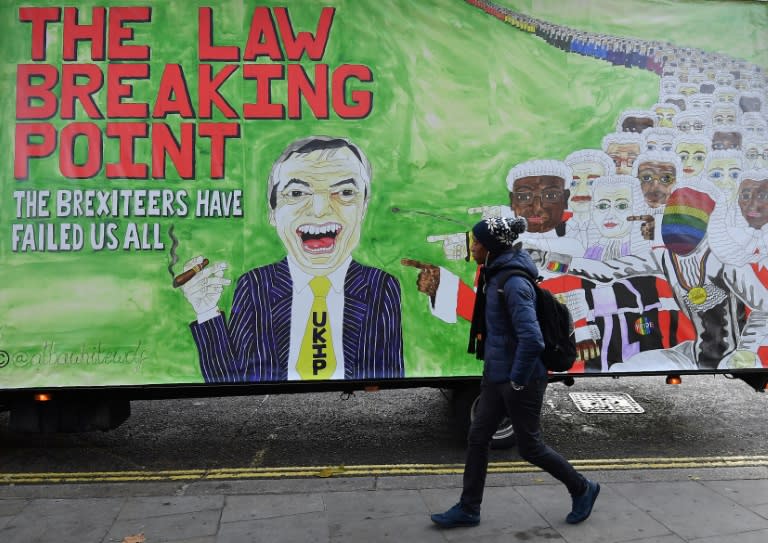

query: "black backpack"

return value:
[496, 269, 577, 373]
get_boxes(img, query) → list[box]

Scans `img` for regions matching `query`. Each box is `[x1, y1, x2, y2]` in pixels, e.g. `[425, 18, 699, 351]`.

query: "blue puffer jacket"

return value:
[482, 249, 546, 385]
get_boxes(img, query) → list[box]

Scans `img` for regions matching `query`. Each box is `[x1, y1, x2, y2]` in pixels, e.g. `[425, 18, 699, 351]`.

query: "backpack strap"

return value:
[494, 269, 540, 298]
[493, 269, 540, 335]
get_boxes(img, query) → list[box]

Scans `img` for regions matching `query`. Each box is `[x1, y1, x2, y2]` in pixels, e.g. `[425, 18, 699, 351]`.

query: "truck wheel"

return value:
[451, 385, 517, 450]
[450, 384, 478, 442]
[471, 396, 517, 449]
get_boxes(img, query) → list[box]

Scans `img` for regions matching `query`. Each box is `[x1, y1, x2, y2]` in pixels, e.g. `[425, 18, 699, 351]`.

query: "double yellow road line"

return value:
[2, 455, 767, 485]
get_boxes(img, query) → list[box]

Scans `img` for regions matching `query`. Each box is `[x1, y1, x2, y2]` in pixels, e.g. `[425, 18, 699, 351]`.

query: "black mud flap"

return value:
[734, 373, 768, 393]
[9, 398, 131, 433]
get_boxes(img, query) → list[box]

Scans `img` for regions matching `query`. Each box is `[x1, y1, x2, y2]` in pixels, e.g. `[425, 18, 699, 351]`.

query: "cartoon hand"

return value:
[180, 255, 231, 317]
[628, 215, 655, 240]
[523, 245, 549, 267]
[576, 339, 600, 362]
[427, 233, 470, 261]
[401, 258, 441, 299]
[718, 349, 759, 369]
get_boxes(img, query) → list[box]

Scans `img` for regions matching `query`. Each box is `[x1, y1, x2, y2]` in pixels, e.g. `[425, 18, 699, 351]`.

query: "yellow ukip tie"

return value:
[297, 276, 337, 379]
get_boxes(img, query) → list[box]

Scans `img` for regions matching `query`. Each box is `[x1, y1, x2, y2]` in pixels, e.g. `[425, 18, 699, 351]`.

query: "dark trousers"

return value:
[460, 378, 586, 513]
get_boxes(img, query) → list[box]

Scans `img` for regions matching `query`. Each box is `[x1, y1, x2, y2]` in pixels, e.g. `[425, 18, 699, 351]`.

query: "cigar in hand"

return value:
[173, 258, 209, 288]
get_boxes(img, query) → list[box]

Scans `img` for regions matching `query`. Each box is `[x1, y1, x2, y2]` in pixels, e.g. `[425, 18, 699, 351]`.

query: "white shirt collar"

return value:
[286, 255, 351, 295]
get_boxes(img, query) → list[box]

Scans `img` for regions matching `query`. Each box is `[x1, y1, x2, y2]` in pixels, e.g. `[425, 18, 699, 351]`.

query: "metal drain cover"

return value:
[568, 392, 645, 414]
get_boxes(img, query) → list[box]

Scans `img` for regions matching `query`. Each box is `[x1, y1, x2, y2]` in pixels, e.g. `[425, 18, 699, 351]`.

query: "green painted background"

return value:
[1, 0, 766, 388]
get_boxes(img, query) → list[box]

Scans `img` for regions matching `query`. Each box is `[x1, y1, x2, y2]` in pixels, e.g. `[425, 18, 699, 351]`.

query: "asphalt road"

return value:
[0, 375, 766, 474]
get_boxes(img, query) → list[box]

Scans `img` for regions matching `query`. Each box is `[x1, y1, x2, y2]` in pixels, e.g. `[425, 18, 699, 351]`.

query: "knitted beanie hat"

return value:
[661, 187, 715, 255]
[472, 217, 527, 255]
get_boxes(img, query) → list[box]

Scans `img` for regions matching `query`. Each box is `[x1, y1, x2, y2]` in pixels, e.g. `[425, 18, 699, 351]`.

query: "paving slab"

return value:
[517, 483, 672, 543]
[421, 485, 554, 542]
[753, 503, 768, 519]
[621, 536, 687, 543]
[218, 511, 329, 543]
[118, 495, 224, 521]
[3, 497, 124, 543]
[0, 498, 28, 516]
[324, 489, 427, 520]
[690, 528, 768, 543]
[333, 513, 447, 543]
[2, 469, 768, 542]
[185, 476, 376, 496]
[0, 481, 185, 499]
[610, 480, 768, 540]
[221, 493, 324, 522]
[103, 508, 221, 543]
[702, 479, 768, 507]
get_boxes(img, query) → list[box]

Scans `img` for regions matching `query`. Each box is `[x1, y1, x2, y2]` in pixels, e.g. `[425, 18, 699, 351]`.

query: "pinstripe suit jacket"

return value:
[190, 258, 404, 382]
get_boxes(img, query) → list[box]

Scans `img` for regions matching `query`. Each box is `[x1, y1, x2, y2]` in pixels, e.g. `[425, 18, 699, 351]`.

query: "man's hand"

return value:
[467, 205, 509, 218]
[180, 255, 231, 318]
[525, 246, 549, 268]
[576, 339, 600, 362]
[628, 215, 655, 240]
[401, 258, 441, 299]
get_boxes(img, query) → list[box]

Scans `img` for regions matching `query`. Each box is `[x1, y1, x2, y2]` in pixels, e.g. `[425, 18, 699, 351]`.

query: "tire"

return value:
[450, 384, 517, 450]
[470, 395, 517, 449]
[450, 384, 478, 442]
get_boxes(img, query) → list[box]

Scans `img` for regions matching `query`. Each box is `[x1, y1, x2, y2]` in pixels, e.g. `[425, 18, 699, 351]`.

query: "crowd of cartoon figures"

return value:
[418, 0, 768, 373]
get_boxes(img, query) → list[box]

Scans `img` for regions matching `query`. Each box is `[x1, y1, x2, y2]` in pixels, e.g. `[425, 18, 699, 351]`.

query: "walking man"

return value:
[430, 216, 599, 528]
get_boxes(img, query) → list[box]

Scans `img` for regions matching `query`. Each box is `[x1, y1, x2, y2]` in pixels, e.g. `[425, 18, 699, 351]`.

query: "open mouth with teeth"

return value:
[297, 222, 342, 254]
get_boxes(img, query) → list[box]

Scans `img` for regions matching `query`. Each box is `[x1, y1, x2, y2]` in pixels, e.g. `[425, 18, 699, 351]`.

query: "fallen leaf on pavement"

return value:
[317, 466, 345, 478]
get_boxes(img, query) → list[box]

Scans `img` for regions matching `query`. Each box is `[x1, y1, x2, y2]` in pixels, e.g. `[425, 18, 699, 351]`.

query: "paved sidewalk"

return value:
[1, 466, 767, 542]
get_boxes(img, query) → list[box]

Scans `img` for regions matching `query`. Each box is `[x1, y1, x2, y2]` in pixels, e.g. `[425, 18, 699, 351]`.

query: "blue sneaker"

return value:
[430, 503, 480, 528]
[566, 480, 600, 524]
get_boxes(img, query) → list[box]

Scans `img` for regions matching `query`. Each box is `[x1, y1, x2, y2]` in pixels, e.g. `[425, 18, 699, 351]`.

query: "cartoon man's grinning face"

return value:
[271, 147, 367, 275]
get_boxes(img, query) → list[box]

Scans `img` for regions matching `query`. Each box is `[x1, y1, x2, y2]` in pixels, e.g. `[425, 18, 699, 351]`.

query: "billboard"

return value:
[2, 0, 767, 389]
